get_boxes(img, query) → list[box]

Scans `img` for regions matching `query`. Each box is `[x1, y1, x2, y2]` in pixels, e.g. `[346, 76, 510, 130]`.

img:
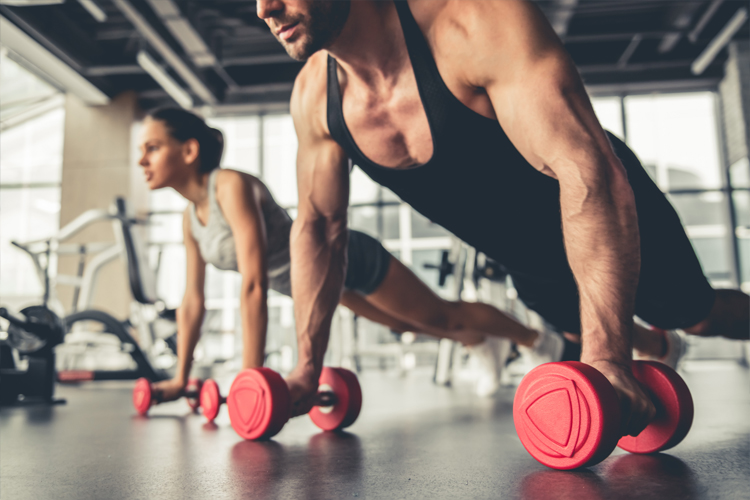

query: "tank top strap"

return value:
[206, 169, 227, 226]
[392, 0, 451, 135]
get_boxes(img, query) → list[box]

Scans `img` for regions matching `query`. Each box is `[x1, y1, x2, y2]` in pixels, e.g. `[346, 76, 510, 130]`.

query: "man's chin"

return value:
[283, 42, 314, 62]
[276, 33, 320, 61]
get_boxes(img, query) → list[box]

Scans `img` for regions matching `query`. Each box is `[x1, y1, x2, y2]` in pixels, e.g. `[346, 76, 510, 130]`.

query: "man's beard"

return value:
[277, 1, 351, 61]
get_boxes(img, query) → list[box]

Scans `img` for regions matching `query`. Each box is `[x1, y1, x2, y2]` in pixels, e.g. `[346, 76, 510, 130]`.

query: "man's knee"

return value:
[683, 289, 749, 340]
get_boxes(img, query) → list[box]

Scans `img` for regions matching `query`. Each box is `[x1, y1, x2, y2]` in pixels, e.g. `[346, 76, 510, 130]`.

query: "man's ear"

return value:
[183, 138, 200, 166]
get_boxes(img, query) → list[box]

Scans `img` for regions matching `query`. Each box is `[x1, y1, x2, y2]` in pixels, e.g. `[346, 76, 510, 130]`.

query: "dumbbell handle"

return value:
[149, 387, 200, 404]
[207, 390, 333, 410]
[313, 390, 337, 407]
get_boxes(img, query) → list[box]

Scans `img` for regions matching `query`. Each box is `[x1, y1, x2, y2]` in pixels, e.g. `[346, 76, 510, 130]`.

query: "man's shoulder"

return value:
[422, 0, 537, 42]
[414, 0, 561, 88]
[291, 52, 329, 126]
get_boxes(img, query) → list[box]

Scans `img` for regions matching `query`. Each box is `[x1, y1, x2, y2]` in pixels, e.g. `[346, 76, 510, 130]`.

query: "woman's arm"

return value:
[215, 170, 269, 369]
[175, 209, 207, 382]
[155, 209, 206, 401]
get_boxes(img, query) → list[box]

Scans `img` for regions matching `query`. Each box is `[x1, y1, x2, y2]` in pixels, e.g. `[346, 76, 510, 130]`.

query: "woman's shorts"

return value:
[268, 229, 392, 297]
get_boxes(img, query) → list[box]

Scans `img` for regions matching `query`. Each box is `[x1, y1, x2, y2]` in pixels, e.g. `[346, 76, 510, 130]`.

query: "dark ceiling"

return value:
[1, 0, 748, 112]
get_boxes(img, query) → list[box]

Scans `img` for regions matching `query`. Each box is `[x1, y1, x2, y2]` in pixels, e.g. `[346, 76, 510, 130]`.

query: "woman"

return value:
[137, 108, 670, 401]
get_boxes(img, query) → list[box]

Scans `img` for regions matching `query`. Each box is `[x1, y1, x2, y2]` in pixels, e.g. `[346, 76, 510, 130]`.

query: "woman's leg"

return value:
[362, 256, 539, 347]
[339, 289, 417, 334]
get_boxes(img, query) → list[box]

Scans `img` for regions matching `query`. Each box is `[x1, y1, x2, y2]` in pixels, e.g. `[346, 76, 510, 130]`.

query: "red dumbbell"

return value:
[227, 366, 362, 440]
[132, 377, 203, 416]
[199, 379, 227, 422]
[513, 360, 693, 470]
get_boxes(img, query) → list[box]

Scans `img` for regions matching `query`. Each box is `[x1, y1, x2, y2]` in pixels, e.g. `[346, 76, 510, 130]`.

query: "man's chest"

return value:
[339, 59, 495, 169]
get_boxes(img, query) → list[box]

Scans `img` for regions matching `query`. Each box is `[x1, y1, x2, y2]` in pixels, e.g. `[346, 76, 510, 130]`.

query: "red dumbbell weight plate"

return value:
[618, 361, 693, 454]
[227, 368, 290, 440]
[185, 377, 203, 411]
[513, 362, 621, 470]
[133, 378, 153, 416]
[309, 367, 362, 431]
[200, 379, 222, 422]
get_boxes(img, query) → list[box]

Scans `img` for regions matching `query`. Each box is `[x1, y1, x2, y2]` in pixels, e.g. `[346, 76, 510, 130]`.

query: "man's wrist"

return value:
[293, 359, 321, 383]
[581, 358, 632, 372]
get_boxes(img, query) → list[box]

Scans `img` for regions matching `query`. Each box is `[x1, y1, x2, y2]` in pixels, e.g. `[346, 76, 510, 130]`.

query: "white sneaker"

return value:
[517, 329, 565, 370]
[465, 337, 512, 397]
[634, 329, 687, 370]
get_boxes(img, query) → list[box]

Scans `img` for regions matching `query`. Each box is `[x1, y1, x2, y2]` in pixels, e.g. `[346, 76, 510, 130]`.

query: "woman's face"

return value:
[138, 118, 195, 190]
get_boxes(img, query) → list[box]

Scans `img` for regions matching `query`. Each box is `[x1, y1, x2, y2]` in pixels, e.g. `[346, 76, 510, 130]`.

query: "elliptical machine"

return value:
[0, 306, 65, 406]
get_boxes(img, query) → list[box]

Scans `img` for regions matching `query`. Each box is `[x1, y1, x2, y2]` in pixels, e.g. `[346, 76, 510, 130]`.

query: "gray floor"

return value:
[2, 361, 749, 500]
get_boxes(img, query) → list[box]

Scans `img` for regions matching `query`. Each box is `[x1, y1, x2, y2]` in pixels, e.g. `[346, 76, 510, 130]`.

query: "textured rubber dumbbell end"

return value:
[227, 368, 290, 440]
[309, 367, 362, 431]
[200, 379, 223, 422]
[133, 378, 153, 416]
[185, 377, 203, 412]
[617, 361, 693, 454]
[513, 361, 621, 470]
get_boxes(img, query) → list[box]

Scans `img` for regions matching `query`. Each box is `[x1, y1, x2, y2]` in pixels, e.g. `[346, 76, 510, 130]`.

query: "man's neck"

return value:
[325, 0, 408, 86]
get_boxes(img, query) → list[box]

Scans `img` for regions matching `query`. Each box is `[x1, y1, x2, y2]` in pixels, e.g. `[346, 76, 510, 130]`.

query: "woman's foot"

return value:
[465, 337, 512, 397]
[517, 329, 564, 370]
[634, 328, 687, 370]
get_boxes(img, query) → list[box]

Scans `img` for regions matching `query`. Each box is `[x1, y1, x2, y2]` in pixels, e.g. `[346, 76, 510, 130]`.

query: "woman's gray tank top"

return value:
[189, 169, 293, 286]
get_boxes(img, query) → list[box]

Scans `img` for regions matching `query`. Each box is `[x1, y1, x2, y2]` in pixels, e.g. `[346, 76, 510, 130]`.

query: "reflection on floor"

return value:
[1, 361, 749, 500]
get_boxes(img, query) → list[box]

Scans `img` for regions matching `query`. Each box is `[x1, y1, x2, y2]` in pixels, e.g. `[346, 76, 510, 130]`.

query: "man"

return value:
[257, 0, 750, 437]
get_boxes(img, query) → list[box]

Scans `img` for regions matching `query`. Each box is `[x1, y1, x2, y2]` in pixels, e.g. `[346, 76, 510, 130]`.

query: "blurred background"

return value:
[1, 0, 749, 380]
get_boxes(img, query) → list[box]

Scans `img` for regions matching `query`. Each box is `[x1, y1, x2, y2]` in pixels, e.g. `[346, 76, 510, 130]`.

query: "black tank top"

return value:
[327, 1, 652, 281]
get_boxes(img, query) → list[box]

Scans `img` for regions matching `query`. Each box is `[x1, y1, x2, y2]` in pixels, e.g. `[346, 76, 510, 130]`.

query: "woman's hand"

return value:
[152, 378, 188, 403]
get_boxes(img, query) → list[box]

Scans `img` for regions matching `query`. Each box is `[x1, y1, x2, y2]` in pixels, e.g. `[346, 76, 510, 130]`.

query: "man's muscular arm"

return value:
[288, 61, 350, 416]
[454, 0, 654, 435]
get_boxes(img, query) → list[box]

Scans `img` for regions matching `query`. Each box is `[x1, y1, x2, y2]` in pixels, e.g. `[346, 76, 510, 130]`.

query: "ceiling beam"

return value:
[579, 59, 697, 74]
[143, 0, 238, 90]
[617, 34, 642, 68]
[658, 2, 701, 54]
[692, 7, 748, 75]
[112, 0, 217, 104]
[564, 31, 675, 43]
[689, 0, 724, 43]
[0, 15, 109, 105]
[85, 64, 144, 76]
[548, 0, 578, 37]
[221, 53, 295, 67]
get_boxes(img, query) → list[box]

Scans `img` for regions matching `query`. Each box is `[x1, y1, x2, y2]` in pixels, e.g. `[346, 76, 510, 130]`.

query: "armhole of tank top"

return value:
[208, 169, 226, 224]
[326, 56, 342, 146]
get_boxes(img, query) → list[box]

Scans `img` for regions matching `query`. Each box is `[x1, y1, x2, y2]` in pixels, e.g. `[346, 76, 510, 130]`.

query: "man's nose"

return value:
[257, 0, 284, 20]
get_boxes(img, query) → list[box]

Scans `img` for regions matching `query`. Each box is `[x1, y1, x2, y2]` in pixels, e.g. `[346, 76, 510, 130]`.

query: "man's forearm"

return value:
[560, 162, 640, 366]
[290, 217, 348, 378]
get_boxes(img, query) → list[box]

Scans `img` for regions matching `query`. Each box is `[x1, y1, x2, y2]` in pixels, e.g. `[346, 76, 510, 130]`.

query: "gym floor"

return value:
[2, 362, 749, 500]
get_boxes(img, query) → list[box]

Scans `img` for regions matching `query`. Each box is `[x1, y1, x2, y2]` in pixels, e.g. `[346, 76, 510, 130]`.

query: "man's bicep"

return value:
[488, 51, 620, 184]
[463, 0, 617, 178]
[296, 136, 350, 221]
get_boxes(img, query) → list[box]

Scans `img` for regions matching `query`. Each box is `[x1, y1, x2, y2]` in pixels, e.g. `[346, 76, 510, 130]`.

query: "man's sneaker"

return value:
[634, 328, 688, 370]
[517, 329, 565, 371]
[466, 336, 512, 397]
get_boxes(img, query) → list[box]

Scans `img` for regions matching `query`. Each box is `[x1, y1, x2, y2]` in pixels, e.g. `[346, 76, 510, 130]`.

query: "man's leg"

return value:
[682, 289, 749, 340]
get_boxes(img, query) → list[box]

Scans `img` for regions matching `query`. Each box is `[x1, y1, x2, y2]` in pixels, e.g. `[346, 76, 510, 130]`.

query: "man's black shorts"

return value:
[509, 132, 716, 335]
